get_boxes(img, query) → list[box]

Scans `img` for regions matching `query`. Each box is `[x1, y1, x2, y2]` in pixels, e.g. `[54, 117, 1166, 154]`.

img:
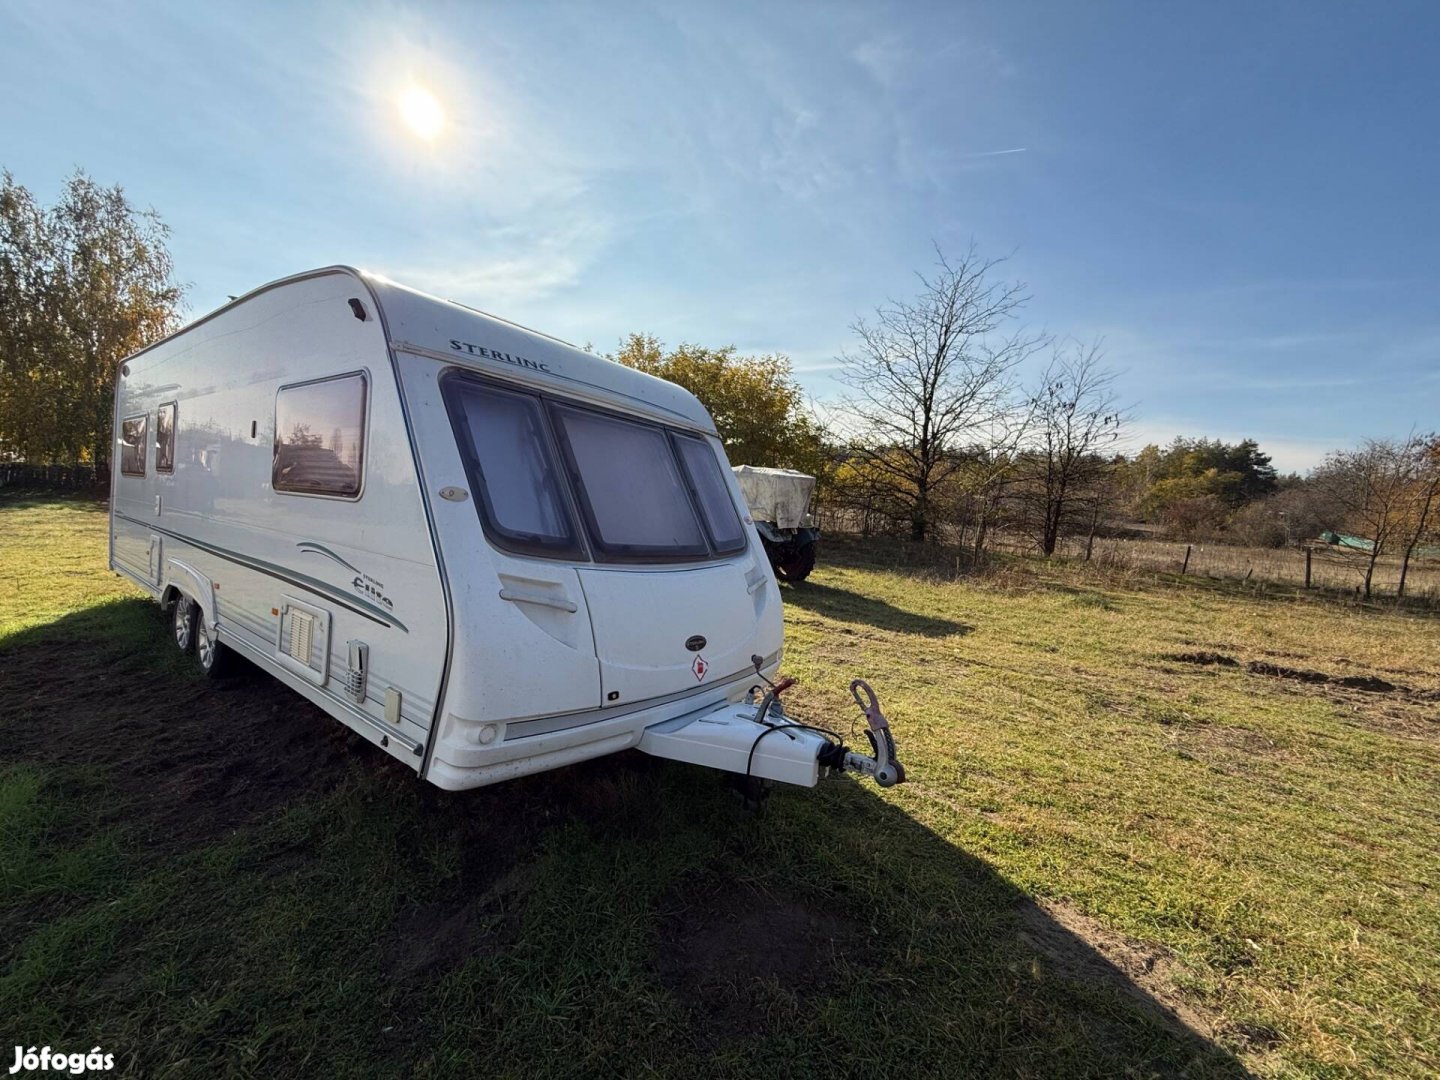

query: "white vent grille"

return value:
[276, 598, 330, 687]
[286, 609, 315, 666]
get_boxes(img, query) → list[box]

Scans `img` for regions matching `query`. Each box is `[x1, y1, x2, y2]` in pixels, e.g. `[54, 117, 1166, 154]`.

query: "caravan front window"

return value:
[673, 434, 747, 554]
[443, 379, 583, 559]
[551, 405, 710, 561]
[441, 371, 749, 565]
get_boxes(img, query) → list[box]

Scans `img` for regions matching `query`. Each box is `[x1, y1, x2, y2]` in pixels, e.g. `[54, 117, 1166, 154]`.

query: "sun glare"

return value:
[397, 86, 445, 140]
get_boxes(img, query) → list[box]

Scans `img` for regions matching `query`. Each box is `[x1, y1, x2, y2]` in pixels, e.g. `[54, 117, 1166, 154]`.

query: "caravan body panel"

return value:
[111, 267, 785, 790]
[110, 270, 448, 765]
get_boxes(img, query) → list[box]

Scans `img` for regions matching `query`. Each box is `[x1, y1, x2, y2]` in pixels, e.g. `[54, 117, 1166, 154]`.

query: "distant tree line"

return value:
[3, 164, 1433, 594]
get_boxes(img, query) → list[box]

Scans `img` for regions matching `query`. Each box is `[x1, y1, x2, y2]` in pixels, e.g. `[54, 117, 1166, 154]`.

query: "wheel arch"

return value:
[161, 559, 218, 630]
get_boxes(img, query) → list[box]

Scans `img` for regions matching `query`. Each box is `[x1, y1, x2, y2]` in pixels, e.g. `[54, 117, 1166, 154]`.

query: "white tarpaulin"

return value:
[732, 465, 816, 529]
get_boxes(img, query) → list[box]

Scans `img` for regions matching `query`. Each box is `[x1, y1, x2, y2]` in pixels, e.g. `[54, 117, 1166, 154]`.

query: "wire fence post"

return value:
[1181, 545, 1192, 575]
[1304, 547, 1312, 589]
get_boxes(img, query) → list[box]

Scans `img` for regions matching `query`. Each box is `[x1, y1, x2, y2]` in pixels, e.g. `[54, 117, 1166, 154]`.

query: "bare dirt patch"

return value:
[1167, 649, 1437, 715]
[1017, 898, 1226, 1043]
[1246, 661, 1341, 686]
[0, 618, 394, 857]
[1244, 659, 1402, 694]
[1168, 651, 1240, 668]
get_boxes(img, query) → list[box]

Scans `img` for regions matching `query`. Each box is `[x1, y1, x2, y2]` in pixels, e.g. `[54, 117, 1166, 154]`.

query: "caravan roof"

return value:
[127, 265, 716, 435]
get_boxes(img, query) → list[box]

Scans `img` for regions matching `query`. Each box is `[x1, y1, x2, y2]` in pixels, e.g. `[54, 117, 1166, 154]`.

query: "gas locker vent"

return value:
[277, 598, 331, 687]
[286, 609, 315, 665]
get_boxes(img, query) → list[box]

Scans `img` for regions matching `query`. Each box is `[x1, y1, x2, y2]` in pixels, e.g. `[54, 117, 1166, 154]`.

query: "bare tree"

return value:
[1018, 340, 1128, 555]
[1397, 435, 1440, 597]
[1312, 436, 1428, 598]
[837, 244, 1042, 542]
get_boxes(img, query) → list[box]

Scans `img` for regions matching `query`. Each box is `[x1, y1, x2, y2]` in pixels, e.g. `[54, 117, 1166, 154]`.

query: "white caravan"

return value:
[110, 268, 903, 792]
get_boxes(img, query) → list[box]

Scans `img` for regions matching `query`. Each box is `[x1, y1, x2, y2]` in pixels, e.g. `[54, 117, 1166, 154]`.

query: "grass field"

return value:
[2, 495, 1438, 1078]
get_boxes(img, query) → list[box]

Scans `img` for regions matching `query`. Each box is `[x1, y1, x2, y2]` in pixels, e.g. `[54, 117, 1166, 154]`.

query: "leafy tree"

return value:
[1123, 436, 1281, 533]
[836, 244, 1041, 542]
[1396, 435, 1440, 597]
[0, 169, 185, 466]
[1152, 437, 1277, 505]
[611, 333, 826, 476]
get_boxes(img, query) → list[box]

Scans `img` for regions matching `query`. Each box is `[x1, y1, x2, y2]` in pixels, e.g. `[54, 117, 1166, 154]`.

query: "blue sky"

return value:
[3, 0, 1436, 472]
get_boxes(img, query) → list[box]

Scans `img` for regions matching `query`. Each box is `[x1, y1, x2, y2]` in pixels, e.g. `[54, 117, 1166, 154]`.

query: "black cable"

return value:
[745, 721, 845, 779]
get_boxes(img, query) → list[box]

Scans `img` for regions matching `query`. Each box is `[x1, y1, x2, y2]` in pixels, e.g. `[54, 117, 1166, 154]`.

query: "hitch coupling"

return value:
[744, 656, 907, 789]
[812, 679, 906, 787]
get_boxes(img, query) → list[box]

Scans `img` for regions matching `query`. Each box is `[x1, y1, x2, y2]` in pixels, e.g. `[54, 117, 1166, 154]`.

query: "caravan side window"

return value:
[120, 415, 148, 477]
[156, 402, 177, 473]
[672, 434, 747, 554]
[273, 373, 367, 498]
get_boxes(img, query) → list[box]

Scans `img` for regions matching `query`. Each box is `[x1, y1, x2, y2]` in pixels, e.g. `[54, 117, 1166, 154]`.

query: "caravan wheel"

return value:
[195, 620, 235, 678]
[172, 597, 197, 653]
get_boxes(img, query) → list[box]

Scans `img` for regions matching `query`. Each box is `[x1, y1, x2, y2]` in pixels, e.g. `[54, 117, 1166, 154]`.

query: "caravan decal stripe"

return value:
[296, 541, 362, 574]
[116, 512, 408, 632]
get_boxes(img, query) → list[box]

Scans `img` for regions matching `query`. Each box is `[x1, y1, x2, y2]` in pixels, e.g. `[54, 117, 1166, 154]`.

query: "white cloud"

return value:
[852, 34, 909, 88]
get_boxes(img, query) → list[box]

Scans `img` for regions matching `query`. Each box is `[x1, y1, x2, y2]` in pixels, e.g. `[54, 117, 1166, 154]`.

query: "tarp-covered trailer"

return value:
[110, 267, 903, 795]
[733, 465, 821, 582]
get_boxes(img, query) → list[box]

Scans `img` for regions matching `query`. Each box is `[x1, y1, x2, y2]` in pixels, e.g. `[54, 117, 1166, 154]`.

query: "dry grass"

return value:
[794, 537, 1440, 1076]
[1032, 534, 1440, 600]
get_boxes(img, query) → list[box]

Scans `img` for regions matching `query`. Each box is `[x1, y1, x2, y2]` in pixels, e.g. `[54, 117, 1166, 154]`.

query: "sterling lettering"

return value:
[449, 340, 550, 372]
[10, 1046, 115, 1074]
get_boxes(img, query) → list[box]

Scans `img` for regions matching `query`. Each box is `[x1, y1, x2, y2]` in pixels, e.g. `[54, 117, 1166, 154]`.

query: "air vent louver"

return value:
[286, 609, 315, 666]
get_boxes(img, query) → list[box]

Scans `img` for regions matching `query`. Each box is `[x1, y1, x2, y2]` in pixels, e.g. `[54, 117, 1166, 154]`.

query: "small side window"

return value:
[120, 414, 148, 477]
[673, 434, 747, 554]
[156, 402, 177, 473]
[273, 373, 367, 498]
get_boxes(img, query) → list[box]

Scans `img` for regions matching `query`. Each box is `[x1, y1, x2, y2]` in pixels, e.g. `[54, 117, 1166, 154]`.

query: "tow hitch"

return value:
[637, 656, 907, 790]
[817, 679, 906, 787]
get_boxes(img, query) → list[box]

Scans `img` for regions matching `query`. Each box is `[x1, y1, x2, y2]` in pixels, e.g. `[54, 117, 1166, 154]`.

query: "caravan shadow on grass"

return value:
[782, 580, 973, 639]
[0, 602, 1247, 1078]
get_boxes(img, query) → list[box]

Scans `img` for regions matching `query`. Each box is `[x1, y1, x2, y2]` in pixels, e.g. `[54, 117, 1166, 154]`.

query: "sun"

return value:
[397, 86, 445, 140]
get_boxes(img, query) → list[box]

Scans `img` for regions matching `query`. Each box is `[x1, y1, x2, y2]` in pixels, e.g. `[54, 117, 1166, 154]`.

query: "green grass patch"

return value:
[2, 496, 1437, 1077]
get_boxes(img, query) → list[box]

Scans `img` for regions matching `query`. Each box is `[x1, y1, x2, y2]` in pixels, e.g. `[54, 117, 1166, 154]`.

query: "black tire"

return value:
[171, 595, 197, 653]
[194, 618, 236, 678]
[774, 541, 817, 583]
